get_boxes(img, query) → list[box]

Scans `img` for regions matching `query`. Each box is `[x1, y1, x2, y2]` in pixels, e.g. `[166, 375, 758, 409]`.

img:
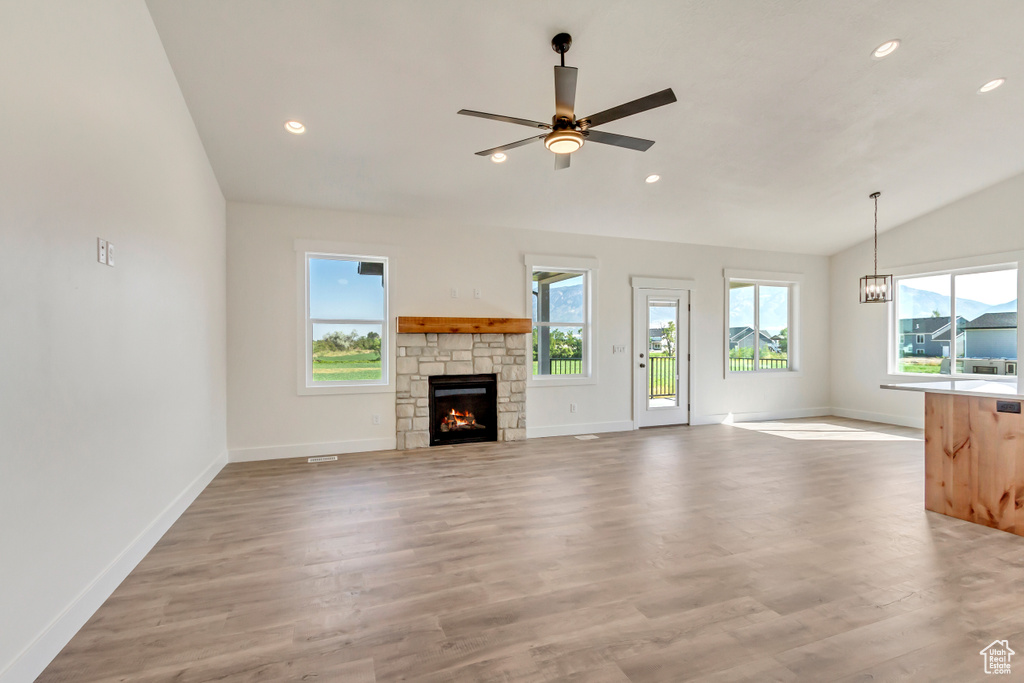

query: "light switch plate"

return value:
[97, 238, 107, 264]
[105, 242, 115, 267]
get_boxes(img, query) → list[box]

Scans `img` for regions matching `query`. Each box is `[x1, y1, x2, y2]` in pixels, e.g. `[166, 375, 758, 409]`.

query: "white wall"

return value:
[830, 172, 1024, 427]
[0, 3, 226, 681]
[227, 202, 831, 459]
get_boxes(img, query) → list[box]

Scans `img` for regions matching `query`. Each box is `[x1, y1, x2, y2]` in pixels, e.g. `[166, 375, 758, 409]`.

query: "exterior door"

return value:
[634, 288, 689, 427]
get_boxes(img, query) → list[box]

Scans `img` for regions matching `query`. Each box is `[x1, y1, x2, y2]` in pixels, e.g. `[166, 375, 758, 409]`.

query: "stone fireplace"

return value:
[395, 319, 529, 449]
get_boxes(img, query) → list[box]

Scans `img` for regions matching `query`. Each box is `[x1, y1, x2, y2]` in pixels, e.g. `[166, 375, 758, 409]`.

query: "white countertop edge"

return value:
[880, 380, 1024, 400]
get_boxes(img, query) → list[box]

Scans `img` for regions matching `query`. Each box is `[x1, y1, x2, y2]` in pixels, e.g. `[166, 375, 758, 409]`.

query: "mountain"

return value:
[729, 287, 788, 333]
[983, 299, 1017, 314]
[533, 283, 583, 323]
[898, 286, 991, 321]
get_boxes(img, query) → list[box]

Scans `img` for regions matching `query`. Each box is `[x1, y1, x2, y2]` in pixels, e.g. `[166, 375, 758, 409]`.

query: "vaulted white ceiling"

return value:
[146, 0, 1024, 255]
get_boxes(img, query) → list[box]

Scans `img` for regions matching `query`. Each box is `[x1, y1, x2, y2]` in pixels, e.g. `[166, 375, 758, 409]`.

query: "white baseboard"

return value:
[1, 450, 227, 683]
[527, 420, 634, 439]
[830, 407, 924, 429]
[229, 437, 397, 463]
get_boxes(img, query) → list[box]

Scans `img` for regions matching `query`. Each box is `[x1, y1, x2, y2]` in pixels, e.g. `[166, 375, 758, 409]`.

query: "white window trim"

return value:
[723, 268, 802, 379]
[295, 240, 394, 395]
[887, 251, 1022, 380]
[525, 254, 599, 387]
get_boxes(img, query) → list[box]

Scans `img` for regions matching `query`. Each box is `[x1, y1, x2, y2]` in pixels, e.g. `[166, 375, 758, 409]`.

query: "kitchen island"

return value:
[882, 380, 1024, 536]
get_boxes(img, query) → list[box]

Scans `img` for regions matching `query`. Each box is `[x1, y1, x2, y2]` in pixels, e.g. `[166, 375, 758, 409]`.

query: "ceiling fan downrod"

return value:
[551, 32, 572, 67]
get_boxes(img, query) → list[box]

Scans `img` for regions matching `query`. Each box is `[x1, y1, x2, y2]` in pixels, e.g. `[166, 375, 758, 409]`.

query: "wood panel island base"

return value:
[883, 380, 1024, 536]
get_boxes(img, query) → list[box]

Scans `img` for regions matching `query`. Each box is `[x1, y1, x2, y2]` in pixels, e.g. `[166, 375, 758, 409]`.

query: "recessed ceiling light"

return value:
[284, 120, 306, 134]
[491, 152, 507, 163]
[872, 40, 900, 59]
[645, 174, 660, 184]
[979, 78, 1006, 93]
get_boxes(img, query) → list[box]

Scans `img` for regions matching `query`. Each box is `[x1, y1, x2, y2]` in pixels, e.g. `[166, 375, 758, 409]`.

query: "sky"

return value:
[649, 303, 677, 328]
[309, 257, 384, 340]
[309, 257, 384, 320]
[901, 268, 1016, 305]
[729, 284, 789, 332]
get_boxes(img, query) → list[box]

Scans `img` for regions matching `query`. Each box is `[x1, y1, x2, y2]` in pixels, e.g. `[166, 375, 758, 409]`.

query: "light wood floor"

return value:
[38, 418, 1024, 682]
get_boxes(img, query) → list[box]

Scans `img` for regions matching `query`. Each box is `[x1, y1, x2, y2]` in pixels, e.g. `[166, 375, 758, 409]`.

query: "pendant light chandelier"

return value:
[860, 191, 892, 303]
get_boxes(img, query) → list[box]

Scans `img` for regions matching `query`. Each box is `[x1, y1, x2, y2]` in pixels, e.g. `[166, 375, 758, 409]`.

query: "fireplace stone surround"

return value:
[395, 332, 527, 449]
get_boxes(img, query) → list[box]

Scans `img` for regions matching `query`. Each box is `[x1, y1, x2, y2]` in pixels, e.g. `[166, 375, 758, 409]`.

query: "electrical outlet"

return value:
[97, 238, 107, 264]
[450, 287, 459, 298]
[474, 287, 481, 299]
[105, 242, 115, 267]
[569, 402, 577, 413]
[372, 414, 381, 425]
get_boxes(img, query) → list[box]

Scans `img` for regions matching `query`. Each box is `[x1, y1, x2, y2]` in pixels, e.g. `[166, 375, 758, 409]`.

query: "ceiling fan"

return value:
[458, 33, 677, 170]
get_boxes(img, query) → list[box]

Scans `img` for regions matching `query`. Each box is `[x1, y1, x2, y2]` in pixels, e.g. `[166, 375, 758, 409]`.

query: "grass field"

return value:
[313, 350, 382, 381]
[897, 357, 942, 374]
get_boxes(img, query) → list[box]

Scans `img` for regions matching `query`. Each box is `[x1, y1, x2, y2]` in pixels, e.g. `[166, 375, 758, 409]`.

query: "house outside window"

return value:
[300, 251, 388, 392]
[526, 255, 598, 384]
[725, 270, 800, 374]
[893, 265, 1017, 376]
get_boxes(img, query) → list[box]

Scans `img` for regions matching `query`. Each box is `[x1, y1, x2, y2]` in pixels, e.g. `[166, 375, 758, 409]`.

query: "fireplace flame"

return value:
[445, 409, 475, 428]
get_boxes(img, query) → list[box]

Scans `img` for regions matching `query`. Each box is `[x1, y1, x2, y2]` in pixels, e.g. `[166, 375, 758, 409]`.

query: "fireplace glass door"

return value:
[428, 374, 498, 446]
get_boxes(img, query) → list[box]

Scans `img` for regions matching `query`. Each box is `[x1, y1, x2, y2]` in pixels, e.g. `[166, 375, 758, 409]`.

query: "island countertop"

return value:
[880, 379, 1024, 400]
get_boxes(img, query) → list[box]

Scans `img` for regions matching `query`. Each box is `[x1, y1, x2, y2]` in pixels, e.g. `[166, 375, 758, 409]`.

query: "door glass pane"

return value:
[896, 274, 950, 374]
[648, 301, 678, 407]
[758, 285, 789, 370]
[955, 269, 1017, 375]
[729, 282, 755, 372]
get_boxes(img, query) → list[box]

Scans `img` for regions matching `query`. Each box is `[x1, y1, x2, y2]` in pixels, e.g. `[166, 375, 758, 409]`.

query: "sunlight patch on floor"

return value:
[729, 421, 921, 442]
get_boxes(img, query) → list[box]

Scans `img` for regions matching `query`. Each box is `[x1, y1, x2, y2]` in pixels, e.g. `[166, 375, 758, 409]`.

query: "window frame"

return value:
[723, 269, 802, 377]
[889, 257, 1020, 379]
[296, 243, 391, 395]
[525, 254, 599, 387]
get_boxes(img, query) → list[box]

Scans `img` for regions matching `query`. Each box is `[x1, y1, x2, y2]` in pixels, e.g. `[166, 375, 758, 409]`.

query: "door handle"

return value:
[639, 363, 646, 368]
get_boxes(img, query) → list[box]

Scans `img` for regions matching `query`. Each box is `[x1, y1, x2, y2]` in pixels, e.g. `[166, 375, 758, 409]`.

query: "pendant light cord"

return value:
[871, 191, 881, 276]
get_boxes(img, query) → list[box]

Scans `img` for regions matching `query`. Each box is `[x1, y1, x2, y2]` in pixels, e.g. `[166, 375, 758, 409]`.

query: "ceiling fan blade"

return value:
[474, 134, 546, 157]
[554, 66, 578, 120]
[554, 153, 571, 170]
[458, 109, 551, 130]
[579, 88, 677, 128]
[584, 129, 655, 152]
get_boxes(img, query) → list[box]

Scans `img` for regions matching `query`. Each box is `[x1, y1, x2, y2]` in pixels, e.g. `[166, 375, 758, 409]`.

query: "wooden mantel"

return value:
[397, 316, 531, 334]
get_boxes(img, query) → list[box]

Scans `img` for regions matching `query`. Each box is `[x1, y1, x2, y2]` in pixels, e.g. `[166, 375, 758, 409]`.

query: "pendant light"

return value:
[860, 191, 892, 303]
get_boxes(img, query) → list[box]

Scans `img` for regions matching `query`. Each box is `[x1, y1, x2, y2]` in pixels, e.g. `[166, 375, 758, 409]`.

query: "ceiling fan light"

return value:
[491, 152, 507, 163]
[544, 129, 584, 154]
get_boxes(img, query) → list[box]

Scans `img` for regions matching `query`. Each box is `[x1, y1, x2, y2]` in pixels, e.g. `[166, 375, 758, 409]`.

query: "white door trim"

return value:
[632, 282, 695, 430]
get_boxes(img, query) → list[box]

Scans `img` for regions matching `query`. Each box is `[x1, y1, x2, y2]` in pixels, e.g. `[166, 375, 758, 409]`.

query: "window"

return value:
[303, 252, 388, 389]
[726, 272, 798, 373]
[893, 265, 1017, 376]
[527, 257, 596, 381]
[533, 269, 587, 377]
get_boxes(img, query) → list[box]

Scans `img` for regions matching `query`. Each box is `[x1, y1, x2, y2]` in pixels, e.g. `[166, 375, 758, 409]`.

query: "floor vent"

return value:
[574, 434, 599, 440]
[307, 455, 338, 463]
